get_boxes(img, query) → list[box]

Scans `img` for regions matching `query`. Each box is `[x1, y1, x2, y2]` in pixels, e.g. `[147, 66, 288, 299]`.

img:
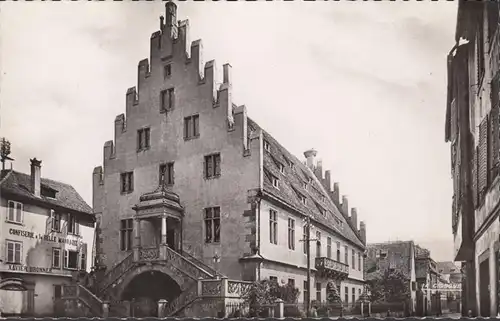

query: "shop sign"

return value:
[8, 228, 80, 246]
[7, 264, 53, 273]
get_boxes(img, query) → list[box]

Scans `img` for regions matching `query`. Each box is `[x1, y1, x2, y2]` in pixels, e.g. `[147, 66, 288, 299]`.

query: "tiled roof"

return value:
[0, 169, 93, 216]
[247, 118, 364, 249]
[437, 261, 461, 274]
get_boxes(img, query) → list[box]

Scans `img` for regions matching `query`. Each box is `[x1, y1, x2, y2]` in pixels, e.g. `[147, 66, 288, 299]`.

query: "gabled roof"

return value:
[437, 261, 461, 275]
[247, 118, 364, 249]
[366, 241, 415, 278]
[0, 169, 93, 216]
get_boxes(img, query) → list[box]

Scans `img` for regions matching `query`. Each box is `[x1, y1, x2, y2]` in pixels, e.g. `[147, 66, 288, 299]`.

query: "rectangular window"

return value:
[358, 252, 362, 271]
[67, 214, 79, 235]
[316, 231, 321, 257]
[288, 218, 295, 250]
[184, 115, 200, 140]
[164, 64, 172, 79]
[120, 171, 134, 194]
[279, 163, 285, 174]
[137, 127, 151, 151]
[160, 88, 175, 111]
[204, 207, 221, 243]
[51, 210, 61, 232]
[52, 248, 61, 268]
[352, 249, 356, 270]
[120, 219, 133, 251]
[344, 286, 349, 303]
[7, 200, 23, 224]
[304, 280, 309, 303]
[64, 250, 79, 269]
[316, 282, 322, 302]
[54, 285, 62, 299]
[269, 209, 278, 245]
[352, 287, 356, 305]
[327, 237, 332, 259]
[269, 276, 278, 283]
[344, 245, 348, 264]
[336, 242, 341, 261]
[159, 162, 175, 185]
[288, 278, 295, 287]
[6, 240, 22, 264]
[300, 194, 307, 205]
[204, 153, 221, 179]
[303, 225, 308, 254]
[358, 288, 362, 297]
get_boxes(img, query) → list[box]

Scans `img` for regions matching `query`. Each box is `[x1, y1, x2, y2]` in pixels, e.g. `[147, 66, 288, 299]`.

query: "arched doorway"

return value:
[121, 271, 181, 317]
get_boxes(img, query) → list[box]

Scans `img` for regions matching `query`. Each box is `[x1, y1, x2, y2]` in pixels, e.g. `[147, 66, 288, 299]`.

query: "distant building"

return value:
[415, 246, 441, 316]
[365, 241, 418, 314]
[445, 0, 500, 317]
[437, 261, 462, 284]
[0, 159, 95, 316]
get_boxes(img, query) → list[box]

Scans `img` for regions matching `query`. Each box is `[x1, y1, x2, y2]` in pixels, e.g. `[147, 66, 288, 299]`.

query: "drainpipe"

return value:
[256, 192, 263, 281]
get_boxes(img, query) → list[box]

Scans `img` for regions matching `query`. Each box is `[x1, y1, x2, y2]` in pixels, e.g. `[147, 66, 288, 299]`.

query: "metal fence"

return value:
[225, 301, 407, 318]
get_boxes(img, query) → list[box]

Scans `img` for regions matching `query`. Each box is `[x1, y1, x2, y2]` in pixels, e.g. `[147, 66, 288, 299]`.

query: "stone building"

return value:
[445, 0, 500, 317]
[74, 2, 367, 317]
[0, 159, 95, 316]
[365, 241, 418, 314]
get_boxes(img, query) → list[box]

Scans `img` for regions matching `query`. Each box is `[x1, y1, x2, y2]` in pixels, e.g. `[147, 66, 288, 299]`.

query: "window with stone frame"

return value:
[358, 252, 362, 271]
[288, 218, 295, 250]
[327, 237, 332, 259]
[352, 287, 356, 305]
[164, 64, 172, 79]
[51, 210, 61, 232]
[159, 162, 174, 185]
[120, 219, 133, 251]
[204, 207, 221, 244]
[137, 127, 151, 151]
[160, 88, 175, 112]
[352, 249, 356, 270]
[344, 245, 348, 264]
[204, 153, 221, 179]
[316, 231, 321, 258]
[302, 225, 307, 254]
[120, 171, 134, 194]
[344, 286, 349, 303]
[316, 283, 322, 302]
[336, 242, 341, 261]
[269, 209, 278, 245]
[184, 115, 200, 140]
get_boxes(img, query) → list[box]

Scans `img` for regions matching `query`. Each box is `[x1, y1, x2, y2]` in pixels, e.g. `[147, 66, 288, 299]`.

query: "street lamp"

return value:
[299, 215, 318, 317]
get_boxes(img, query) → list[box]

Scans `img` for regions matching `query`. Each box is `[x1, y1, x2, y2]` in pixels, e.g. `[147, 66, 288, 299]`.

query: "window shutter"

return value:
[75, 218, 80, 235]
[472, 148, 479, 209]
[451, 99, 457, 143]
[490, 76, 500, 180]
[46, 211, 53, 235]
[478, 116, 489, 200]
[215, 155, 221, 176]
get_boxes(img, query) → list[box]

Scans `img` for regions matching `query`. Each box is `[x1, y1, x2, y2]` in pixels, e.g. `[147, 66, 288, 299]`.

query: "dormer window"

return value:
[264, 140, 270, 151]
[302, 182, 308, 190]
[279, 163, 285, 174]
[300, 195, 307, 205]
[308, 177, 313, 184]
[271, 175, 279, 188]
[164, 64, 172, 79]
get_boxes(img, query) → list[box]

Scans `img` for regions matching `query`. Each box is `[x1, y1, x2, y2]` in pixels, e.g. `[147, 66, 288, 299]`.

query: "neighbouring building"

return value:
[445, 0, 500, 317]
[0, 159, 95, 316]
[70, 2, 367, 317]
[366, 241, 439, 315]
[414, 246, 441, 316]
[437, 261, 463, 284]
[436, 261, 462, 314]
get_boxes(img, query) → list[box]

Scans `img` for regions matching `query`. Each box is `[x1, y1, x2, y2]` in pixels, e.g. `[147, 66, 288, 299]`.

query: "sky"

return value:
[0, 1, 457, 262]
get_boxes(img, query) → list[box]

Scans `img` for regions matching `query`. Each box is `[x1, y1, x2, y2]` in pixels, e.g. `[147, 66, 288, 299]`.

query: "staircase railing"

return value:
[181, 249, 221, 278]
[165, 246, 213, 280]
[78, 284, 104, 316]
[98, 252, 135, 295]
[163, 282, 199, 317]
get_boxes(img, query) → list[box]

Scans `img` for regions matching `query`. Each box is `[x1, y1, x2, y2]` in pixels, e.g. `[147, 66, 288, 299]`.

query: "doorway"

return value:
[479, 259, 490, 317]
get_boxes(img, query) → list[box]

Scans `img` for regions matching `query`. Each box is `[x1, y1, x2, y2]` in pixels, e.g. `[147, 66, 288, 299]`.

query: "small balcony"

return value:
[315, 257, 349, 280]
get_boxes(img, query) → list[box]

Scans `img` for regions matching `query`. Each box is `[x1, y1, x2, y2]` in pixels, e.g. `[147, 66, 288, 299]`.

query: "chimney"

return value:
[351, 208, 358, 229]
[332, 182, 340, 205]
[359, 221, 366, 244]
[341, 195, 349, 217]
[303, 149, 317, 170]
[30, 158, 42, 197]
[314, 160, 323, 180]
[324, 170, 331, 191]
[160, 15, 165, 30]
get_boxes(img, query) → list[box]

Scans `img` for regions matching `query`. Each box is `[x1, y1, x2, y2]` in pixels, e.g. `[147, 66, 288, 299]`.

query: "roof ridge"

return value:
[10, 170, 72, 187]
[0, 169, 13, 186]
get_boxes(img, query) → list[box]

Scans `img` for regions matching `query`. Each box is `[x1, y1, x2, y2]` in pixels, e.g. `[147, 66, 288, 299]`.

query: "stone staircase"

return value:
[62, 247, 219, 317]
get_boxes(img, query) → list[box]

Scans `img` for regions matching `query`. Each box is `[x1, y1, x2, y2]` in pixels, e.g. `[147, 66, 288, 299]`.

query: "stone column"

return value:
[161, 215, 167, 245]
[276, 299, 284, 319]
[133, 218, 141, 262]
